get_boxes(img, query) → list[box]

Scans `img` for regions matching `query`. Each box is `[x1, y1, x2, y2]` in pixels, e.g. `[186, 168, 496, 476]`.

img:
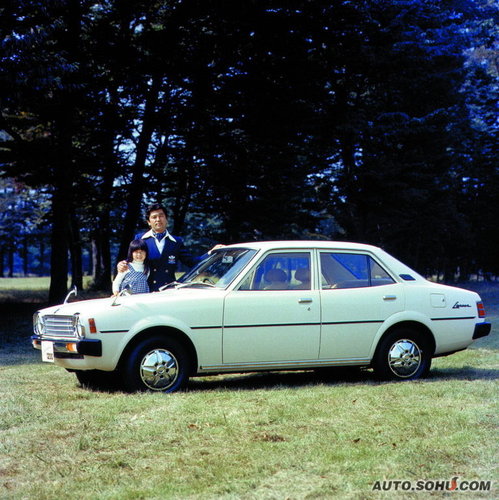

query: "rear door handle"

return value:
[383, 295, 397, 301]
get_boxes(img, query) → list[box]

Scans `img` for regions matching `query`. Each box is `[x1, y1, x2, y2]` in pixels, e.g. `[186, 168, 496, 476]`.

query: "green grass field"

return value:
[0, 279, 497, 499]
[0, 276, 100, 304]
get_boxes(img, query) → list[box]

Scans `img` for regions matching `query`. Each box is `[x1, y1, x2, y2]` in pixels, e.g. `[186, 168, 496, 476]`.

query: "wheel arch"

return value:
[374, 321, 436, 359]
[117, 326, 199, 376]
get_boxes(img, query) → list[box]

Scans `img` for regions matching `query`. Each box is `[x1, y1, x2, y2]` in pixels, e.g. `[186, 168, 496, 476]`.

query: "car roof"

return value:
[220, 240, 425, 281]
[222, 240, 382, 252]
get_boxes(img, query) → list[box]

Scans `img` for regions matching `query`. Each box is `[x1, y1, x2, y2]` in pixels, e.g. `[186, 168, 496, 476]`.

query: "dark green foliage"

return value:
[0, 0, 497, 300]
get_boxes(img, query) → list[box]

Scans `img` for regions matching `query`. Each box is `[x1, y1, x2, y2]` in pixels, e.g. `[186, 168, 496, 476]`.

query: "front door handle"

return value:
[299, 298, 313, 304]
[383, 295, 397, 301]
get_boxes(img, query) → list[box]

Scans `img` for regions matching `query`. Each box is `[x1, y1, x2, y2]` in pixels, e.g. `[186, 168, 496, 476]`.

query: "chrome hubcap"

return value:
[387, 339, 422, 378]
[139, 349, 179, 391]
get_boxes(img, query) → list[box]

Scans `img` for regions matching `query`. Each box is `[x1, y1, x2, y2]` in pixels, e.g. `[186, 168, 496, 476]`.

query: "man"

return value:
[118, 203, 217, 291]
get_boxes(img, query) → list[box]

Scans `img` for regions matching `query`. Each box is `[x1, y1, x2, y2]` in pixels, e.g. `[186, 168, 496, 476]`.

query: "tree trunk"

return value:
[39, 238, 46, 276]
[69, 214, 83, 290]
[91, 224, 112, 292]
[48, 117, 74, 304]
[171, 157, 194, 235]
[118, 76, 161, 260]
[48, 189, 70, 304]
[91, 238, 101, 283]
[8, 246, 14, 277]
[22, 237, 29, 276]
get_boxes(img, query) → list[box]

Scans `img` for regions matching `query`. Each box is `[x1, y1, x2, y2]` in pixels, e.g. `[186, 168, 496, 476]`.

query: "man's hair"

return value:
[145, 203, 168, 221]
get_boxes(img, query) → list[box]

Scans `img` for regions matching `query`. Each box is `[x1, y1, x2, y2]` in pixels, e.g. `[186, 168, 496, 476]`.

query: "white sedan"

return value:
[32, 241, 491, 392]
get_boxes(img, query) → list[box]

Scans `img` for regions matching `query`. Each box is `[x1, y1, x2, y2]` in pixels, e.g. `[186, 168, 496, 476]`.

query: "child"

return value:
[112, 239, 150, 295]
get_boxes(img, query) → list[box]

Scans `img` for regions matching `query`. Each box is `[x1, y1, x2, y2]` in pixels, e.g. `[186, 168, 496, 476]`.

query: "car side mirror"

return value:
[64, 285, 78, 304]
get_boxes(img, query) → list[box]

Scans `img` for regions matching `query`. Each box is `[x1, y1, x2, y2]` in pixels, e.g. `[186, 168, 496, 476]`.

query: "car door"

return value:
[319, 251, 404, 360]
[222, 251, 321, 364]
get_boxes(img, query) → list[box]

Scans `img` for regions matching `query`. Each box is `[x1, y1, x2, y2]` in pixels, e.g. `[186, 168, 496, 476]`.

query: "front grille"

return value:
[43, 315, 78, 338]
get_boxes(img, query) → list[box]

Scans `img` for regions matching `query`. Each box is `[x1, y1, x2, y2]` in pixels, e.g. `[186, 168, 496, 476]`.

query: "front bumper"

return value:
[472, 322, 491, 340]
[31, 335, 102, 358]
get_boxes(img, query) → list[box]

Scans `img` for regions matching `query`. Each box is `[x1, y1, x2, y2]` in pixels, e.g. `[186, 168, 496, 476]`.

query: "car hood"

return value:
[37, 287, 224, 316]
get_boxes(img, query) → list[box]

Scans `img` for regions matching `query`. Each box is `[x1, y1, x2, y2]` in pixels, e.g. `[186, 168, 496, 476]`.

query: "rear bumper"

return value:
[31, 335, 102, 358]
[472, 322, 491, 340]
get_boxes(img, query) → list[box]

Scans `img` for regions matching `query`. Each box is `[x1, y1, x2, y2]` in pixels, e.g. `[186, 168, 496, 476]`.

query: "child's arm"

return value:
[112, 270, 128, 295]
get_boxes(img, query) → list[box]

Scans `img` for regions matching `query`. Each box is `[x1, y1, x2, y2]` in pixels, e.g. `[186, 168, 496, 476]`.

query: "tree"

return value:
[0, 178, 51, 277]
[310, 0, 497, 272]
[1, 0, 498, 295]
[1, 1, 92, 301]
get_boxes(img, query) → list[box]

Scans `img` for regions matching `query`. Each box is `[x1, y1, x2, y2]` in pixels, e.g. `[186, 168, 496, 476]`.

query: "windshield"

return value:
[178, 248, 257, 288]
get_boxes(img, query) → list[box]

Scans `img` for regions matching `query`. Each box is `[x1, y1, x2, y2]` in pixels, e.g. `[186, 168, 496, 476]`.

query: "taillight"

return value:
[477, 301, 486, 318]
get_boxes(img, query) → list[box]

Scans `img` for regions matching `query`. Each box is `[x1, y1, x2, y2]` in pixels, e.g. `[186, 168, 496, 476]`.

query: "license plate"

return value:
[41, 341, 55, 363]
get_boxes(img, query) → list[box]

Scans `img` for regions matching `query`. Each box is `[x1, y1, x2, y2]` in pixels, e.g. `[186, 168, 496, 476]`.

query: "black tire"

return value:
[372, 328, 432, 381]
[75, 370, 119, 391]
[121, 336, 190, 393]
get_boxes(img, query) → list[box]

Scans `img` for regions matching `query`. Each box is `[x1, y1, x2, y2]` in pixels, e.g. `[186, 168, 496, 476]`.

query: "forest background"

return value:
[0, 0, 498, 304]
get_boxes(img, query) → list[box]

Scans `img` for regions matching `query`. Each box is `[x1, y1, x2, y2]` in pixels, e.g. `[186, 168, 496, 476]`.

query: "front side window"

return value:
[239, 252, 311, 290]
[320, 253, 394, 289]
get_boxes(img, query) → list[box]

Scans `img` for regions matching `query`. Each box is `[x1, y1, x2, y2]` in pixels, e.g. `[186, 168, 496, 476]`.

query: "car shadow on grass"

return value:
[67, 364, 499, 394]
[427, 366, 499, 382]
[185, 365, 499, 392]
[188, 367, 373, 392]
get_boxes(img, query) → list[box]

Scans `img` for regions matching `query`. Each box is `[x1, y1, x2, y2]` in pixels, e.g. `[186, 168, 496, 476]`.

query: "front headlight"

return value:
[33, 312, 45, 336]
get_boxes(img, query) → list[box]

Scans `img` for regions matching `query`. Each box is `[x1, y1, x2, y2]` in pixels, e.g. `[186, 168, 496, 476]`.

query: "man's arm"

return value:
[117, 260, 128, 273]
[177, 239, 225, 267]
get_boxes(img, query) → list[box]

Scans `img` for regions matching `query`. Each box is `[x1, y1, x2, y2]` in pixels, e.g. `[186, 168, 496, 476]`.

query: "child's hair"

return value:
[127, 239, 150, 273]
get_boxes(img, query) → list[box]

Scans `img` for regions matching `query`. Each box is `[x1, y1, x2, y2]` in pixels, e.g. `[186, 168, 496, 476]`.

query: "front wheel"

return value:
[122, 336, 190, 393]
[372, 329, 432, 381]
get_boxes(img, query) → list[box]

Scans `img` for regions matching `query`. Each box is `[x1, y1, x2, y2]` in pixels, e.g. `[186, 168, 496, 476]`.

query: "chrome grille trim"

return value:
[43, 315, 78, 339]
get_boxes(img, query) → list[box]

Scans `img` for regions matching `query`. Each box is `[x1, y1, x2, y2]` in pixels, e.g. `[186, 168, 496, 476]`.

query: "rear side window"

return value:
[320, 253, 395, 289]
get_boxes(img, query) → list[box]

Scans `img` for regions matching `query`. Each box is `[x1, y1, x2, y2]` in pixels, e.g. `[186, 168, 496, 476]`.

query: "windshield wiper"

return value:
[176, 281, 217, 289]
[159, 281, 182, 291]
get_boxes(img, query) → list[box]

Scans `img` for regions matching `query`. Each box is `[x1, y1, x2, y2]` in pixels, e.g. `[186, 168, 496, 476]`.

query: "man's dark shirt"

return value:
[135, 230, 205, 291]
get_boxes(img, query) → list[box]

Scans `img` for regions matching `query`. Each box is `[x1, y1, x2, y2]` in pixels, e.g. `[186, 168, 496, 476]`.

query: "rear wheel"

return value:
[122, 336, 190, 393]
[373, 328, 432, 380]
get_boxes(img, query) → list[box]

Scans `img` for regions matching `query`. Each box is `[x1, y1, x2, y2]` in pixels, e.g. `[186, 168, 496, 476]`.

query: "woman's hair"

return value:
[127, 239, 150, 273]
